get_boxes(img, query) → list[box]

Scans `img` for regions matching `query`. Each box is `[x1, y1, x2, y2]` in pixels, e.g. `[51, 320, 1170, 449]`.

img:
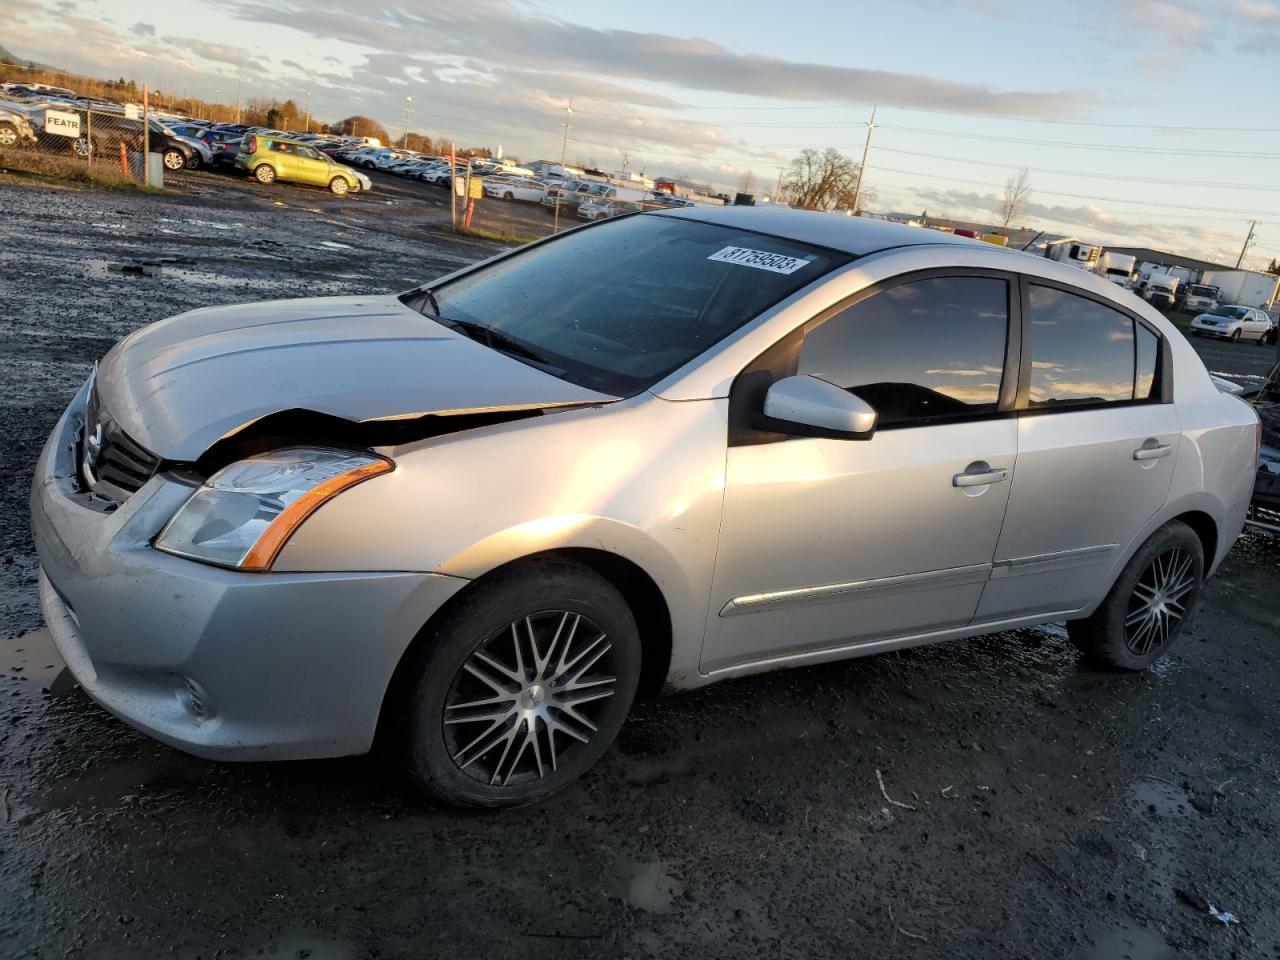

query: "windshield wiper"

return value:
[442, 317, 560, 369]
[423, 287, 444, 318]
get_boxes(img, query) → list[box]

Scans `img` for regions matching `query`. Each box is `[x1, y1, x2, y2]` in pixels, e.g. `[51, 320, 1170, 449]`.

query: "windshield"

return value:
[1189, 285, 1216, 296]
[422, 213, 850, 394]
[1210, 306, 1248, 319]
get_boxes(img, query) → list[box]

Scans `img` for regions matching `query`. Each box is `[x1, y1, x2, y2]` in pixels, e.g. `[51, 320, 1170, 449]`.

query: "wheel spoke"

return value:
[473, 651, 522, 686]
[455, 715, 516, 769]
[557, 636, 611, 686]
[1125, 606, 1150, 627]
[510, 621, 529, 682]
[445, 705, 516, 726]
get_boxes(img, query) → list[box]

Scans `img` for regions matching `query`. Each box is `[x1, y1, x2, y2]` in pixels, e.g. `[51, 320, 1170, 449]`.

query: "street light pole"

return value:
[304, 90, 312, 133]
[850, 105, 876, 217]
[402, 95, 413, 149]
[1236, 219, 1258, 269]
[553, 98, 573, 234]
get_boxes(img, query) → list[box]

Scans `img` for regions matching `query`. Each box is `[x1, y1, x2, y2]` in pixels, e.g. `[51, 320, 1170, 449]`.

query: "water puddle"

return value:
[1132, 778, 1194, 818]
[1089, 922, 1175, 960]
[85, 258, 282, 290]
[2, 626, 74, 695]
[612, 860, 683, 914]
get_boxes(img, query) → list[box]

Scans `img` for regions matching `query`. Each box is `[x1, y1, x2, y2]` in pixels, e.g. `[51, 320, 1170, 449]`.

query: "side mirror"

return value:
[761, 375, 877, 440]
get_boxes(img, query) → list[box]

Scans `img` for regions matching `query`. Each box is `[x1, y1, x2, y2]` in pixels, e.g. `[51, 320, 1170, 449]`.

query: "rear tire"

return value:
[253, 163, 276, 184]
[1068, 521, 1203, 670]
[399, 560, 641, 808]
[329, 176, 349, 195]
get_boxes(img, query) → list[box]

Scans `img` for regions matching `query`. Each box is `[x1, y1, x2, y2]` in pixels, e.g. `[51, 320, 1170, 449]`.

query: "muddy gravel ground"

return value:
[2, 176, 1279, 960]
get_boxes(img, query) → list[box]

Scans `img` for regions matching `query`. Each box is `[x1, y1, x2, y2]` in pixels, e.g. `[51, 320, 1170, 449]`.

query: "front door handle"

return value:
[1133, 442, 1172, 461]
[953, 466, 1008, 487]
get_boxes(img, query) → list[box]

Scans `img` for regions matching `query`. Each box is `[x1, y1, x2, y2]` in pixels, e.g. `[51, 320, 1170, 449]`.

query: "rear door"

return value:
[976, 279, 1178, 620]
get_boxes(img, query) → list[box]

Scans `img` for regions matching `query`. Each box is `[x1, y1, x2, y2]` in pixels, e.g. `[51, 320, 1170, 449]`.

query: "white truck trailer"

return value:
[1096, 252, 1136, 287]
[1198, 269, 1279, 310]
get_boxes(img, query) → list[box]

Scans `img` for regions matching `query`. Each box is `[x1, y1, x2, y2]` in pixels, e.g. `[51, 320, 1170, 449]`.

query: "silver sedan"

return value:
[31, 207, 1259, 807]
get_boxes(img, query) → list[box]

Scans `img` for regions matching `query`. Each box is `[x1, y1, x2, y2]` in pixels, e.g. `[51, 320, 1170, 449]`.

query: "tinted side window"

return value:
[1135, 324, 1159, 400]
[1028, 285, 1135, 407]
[798, 275, 1008, 426]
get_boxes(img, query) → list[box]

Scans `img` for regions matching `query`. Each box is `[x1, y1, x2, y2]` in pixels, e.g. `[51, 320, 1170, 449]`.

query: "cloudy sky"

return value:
[5, 0, 1280, 266]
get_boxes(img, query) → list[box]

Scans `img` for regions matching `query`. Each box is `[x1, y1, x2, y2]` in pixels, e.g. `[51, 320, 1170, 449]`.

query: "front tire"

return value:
[253, 163, 276, 184]
[162, 149, 185, 171]
[399, 561, 641, 808]
[1230, 328, 1241, 342]
[0, 122, 18, 147]
[1068, 521, 1203, 669]
[184, 153, 201, 170]
[329, 176, 349, 195]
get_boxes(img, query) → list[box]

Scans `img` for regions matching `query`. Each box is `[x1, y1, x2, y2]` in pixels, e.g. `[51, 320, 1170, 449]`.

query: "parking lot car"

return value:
[485, 178, 548, 202]
[1247, 349, 1280, 532]
[0, 106, 37, 147]
[235, 134, 365, 194]
[578, 199, 642, 220]
[31, 208, 1259, 808]
[1189, 304, 1276, 343]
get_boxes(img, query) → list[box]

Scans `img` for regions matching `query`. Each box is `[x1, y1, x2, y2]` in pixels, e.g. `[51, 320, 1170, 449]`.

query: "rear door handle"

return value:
[1133, 442, 1172, 461]
[953, 467, 1008, 487]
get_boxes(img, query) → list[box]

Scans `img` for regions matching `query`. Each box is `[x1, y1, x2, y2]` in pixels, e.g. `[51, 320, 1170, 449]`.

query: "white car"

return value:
[486, 179, 548, 202]
[1190, 305, 1276, 343]
[32, 207, 1259, 809]
[578, 199, 641, 221]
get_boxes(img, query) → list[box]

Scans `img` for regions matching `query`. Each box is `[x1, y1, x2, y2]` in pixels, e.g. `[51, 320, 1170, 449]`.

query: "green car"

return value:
[235, 134, 368, 195]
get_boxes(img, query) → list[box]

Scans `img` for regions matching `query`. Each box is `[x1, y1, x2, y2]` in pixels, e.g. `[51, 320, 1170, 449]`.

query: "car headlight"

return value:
[155, 447, 392, 571]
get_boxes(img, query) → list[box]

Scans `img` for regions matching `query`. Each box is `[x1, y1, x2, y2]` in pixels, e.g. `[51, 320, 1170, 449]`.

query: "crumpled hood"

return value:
[97, 294, 614, 461]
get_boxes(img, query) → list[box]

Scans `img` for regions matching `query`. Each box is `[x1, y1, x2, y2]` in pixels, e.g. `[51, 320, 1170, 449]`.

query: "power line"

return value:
[875, 124, 1280, 159]
[570, 100, 1280, 133]
[870, 145, 1280, 192]
[868, 163, 1280, 218]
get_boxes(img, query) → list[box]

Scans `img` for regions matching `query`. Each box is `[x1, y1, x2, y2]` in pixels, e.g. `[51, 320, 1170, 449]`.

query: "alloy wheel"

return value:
[1124, 548, 1196, 656]
[0, 126, 16, 147]
[443, 611, 617, 787]
[164, 150, 184, 170]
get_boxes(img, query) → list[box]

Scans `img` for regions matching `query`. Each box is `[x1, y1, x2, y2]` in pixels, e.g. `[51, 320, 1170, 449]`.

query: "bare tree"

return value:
[1000, 168, 1032, 231]
[737, 170, 756, 195]
[783, 148, 865, 211]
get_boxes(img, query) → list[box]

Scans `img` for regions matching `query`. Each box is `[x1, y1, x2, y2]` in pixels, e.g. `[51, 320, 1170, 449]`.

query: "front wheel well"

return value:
[1169, 510, 1218, 570]
[374, 549, 674, 750]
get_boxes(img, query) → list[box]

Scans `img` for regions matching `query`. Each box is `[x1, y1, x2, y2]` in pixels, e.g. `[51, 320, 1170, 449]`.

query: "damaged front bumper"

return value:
[30, 379, 468, 760]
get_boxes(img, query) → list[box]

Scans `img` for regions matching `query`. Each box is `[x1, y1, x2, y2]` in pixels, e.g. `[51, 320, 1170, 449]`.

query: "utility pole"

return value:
[235, 76, 241, 124]
[553, 98, 573, 234]
[402, 95, 413, 149]
[1236, 219, 1258, 269]
[304, 90, 312, 133]
[850, 105, 876, 216]
[776, 164, 785, 204]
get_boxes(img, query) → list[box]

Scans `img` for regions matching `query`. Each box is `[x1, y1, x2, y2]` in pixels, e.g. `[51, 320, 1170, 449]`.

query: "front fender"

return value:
[274, 395, 731, 689]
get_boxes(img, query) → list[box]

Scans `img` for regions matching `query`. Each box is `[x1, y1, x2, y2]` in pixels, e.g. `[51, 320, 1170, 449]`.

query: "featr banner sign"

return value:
[44, 110, 81, 138]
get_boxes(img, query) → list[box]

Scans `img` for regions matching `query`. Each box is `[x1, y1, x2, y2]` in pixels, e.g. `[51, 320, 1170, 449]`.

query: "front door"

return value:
[976, 281, 1179, 620]
[702, 272, 1020, 675]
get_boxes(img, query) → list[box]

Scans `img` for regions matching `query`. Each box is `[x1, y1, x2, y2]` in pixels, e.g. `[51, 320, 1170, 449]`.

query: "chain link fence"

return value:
[0, 97, 186, 184]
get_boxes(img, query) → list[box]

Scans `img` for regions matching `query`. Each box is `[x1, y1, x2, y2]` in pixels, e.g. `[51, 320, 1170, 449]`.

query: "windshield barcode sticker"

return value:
[707, 246, 812, 275]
